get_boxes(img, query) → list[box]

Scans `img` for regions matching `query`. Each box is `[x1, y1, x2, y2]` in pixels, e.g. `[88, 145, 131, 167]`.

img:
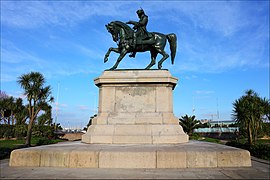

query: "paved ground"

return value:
[1, 156, 269, 179]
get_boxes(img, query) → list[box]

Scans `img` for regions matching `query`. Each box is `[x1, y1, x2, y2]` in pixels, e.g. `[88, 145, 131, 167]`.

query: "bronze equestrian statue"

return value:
[104, 9, 177, 70]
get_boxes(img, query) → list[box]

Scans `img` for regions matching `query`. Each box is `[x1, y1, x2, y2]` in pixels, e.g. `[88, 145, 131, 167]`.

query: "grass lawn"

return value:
[0, 138, 66, 159]
[198, 137, 222, 144]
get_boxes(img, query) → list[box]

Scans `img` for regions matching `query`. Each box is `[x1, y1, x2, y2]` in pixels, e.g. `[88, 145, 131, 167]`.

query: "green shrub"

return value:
[250, 143, 270, 160]
[189, 133, 201, 140]
[0, 147, 12, 159]
[258, 123, 270, 138]
[3, 128, 13, 139]
[201, 137, 221, 144]
[36, 137, 51, 146]
[226, 140, 249, 149]
[226, 140, 270, 161]
[0, 125, 6, 138]
[32, 125, 54, 139]
[14, 124, 27, 140]
[0, 125, 14, 138]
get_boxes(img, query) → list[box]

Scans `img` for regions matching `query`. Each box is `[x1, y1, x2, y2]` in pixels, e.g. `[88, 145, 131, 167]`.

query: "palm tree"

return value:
[0, 93, 9, 124]
[8, 97, 16, 125]
[13, 98, 28, 125]
[232, 89, 270, 146]
[261, 97, 270, 121]
[1, 96, 15, 125]
[17, 72, 54, 146]
[179, 114, 201, 135]
[37, 104, 53, 125]
[0, 94, 28, 125]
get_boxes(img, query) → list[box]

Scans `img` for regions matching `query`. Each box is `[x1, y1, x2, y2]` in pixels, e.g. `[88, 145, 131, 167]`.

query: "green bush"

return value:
[32, 125, 54, 139]
[0, 125, 5, 138]
[225, 140, 249, 149]
[226, 140, 270, 160]
[0, 147, 12, 159]
[3, 128, 13, 139]
[250, 143, 270, 160]
[258, 123, 270, 138]
[35, 137, 64, 146]
[189, 133, 201, 140]
[200, 137, 221, 144]
[0, 125, 14, 138]
[36, 137, 51, 146]
[14, 124, 27, 140]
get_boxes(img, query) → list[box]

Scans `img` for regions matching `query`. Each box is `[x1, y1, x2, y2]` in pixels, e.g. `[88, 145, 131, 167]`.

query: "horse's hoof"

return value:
[145, 66, 150, 70]
[145, 63, 155, 70]
[104, 57, 108, 63]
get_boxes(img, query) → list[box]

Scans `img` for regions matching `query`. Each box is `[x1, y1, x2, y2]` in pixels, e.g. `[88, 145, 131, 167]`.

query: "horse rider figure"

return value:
[126, 9, 154, 58]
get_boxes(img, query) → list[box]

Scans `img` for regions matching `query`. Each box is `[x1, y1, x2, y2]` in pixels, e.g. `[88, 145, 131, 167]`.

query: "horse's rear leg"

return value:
[145, 51, 158, 69]
[157, 49, 169, 69]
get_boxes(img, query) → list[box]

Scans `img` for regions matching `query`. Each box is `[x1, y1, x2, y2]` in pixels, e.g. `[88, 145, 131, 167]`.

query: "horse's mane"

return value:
[112, 21, 134, 39]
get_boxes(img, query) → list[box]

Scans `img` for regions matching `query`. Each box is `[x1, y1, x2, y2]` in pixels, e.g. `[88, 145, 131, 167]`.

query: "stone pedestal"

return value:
[9, 70, 251, 169]
[82, 70, 188, 144]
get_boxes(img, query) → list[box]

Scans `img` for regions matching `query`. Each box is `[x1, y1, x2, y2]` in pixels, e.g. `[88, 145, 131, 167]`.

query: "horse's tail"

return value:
[166, 33, 177, 64]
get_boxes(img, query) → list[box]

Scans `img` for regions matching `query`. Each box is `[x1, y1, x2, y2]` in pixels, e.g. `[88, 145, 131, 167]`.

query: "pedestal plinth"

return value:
[82, 70, 188, 144]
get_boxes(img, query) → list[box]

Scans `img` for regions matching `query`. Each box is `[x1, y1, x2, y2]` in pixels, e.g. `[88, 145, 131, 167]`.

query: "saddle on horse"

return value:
[129, 32, 155, 57]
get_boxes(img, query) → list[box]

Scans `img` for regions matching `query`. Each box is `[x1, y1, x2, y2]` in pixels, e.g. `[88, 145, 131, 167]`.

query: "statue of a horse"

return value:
[104, 21, 177, 70]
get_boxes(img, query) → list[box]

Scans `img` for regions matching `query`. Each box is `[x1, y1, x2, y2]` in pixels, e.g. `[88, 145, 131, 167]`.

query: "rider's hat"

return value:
[136, 8, 145, 16]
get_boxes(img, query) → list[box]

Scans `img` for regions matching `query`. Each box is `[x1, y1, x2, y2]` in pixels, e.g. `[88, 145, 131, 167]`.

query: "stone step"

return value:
[82, 125, 189, 144]
[10, 141, 251, 168]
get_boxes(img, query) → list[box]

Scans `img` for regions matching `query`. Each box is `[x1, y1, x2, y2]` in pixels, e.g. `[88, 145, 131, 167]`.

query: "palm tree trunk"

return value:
[25, 104, 35, 146]
[25, 118, 34, 146]
[248, 124, 253, 147]
[11, 112, 14, 125]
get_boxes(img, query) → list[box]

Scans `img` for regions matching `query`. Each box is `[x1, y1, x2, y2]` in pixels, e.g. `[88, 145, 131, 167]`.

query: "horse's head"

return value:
[105, 22, 119, 42]
[106, 21, 134, 43]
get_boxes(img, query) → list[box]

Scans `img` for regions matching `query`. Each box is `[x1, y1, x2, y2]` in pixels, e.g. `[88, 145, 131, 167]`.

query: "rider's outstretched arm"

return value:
[126, 21, 138, 26]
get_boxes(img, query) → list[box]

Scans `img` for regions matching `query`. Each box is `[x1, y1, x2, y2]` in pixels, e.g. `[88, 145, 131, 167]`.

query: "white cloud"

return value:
[145, 1, 268, 36]
[54, 102, 68, 108]
[0, 38, 103, 82]
[195, 90, 215, 95]
[78, 105, 89, 111]
[0, 1, 134, 28]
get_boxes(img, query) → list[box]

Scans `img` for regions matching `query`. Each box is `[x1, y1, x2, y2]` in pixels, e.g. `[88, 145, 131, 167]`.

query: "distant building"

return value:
[209, 120, 236, 127]
[63, 127, 84, 133]
[195, 119, 238, 133]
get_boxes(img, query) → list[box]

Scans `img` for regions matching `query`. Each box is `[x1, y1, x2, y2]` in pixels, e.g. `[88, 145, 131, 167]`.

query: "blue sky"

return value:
[1, 1, 269, 128]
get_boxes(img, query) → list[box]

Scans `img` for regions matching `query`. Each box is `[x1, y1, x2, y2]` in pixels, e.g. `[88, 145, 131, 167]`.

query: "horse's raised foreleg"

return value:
[145, 51, 158, 69]
[157, 49, 169, 69]
[109, 49, 128, 70]
[104, 47, 120, 63]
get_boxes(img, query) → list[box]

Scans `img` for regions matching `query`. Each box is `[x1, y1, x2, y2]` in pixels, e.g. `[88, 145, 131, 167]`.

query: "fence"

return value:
[194, 127, 239, 133]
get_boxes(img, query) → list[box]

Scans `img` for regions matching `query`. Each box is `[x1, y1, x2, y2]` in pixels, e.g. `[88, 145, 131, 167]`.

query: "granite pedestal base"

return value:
[9, 141, 251, 168]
